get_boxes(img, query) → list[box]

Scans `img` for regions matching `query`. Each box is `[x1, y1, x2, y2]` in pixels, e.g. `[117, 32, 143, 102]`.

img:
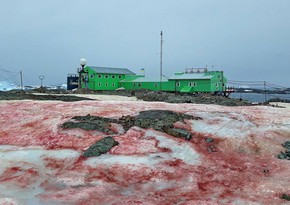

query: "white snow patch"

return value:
[85, 153, 169, 167]
[145, 130, 200, 165]
[0, 147, 80, 173]
[191, 111, 257, 138]
[0, 146, 81, 200]
[0, 198, 22, 205]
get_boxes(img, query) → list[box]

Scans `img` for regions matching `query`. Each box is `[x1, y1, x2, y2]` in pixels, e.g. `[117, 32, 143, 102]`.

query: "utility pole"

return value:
[264, 81, 267, 102]
[160, 31, 163, 91]
[79, 58, 87, 90]
[20, 70, 23, 90]
[39, 75, 45, 87]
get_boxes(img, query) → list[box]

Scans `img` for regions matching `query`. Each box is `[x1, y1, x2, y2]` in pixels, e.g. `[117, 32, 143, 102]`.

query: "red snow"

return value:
[0, 100, 290, 204]
[111, 129, 171, 155]
[0, 166, 39, 188]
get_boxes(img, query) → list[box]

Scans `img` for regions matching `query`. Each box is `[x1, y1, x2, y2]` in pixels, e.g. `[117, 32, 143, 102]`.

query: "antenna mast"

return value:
[160, 31, 163, 91]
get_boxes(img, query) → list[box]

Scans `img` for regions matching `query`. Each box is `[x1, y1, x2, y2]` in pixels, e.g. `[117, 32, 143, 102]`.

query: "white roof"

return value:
[88, 66, 135, 75]
[169, 73, 213, 80]
[125, 76, 168, 83]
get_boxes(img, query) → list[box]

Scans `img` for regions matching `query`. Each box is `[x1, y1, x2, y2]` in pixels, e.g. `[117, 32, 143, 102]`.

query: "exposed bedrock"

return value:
[83, 136, 119, 157]
[61, 110, 202, 156]
[277, 141, 290, 160]
[62, 110, 200, 139]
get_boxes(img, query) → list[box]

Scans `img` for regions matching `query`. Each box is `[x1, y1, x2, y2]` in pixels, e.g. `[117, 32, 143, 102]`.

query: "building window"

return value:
[98, 74, 102, 78]
[216, 83, 219, 87]
[118, 75, 122, 79]
[105, 83, 108, 87]
[133, 83, 136, 87]
[176, 82, 180, 87]
[90, 74, 94, 78]
[112, 83, 115, 87]
[98, 83, 101, 87]
[154, 83, 158, 87]
[105, 75, 108, 78]
[138, 83, 142, 87]
[112, 75, 115, 79]
[189, 82, 192, 87]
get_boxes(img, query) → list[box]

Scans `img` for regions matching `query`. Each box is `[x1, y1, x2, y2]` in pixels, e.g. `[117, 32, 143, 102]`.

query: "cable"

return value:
[0, 68, 21, 86]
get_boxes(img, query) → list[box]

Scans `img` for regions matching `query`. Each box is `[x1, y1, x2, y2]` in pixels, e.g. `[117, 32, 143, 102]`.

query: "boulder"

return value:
[83, 136, 119, 157]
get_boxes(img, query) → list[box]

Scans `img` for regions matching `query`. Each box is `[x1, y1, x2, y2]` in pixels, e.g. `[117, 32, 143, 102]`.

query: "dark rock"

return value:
[119, 115, 135, 131]
[278, 152, 287, 159]
[207, 145, 217, 152]
[263, 169, 269, 174]
[132, 110, 199, 140]
[72, 115, 118, 123]
[0, 89, 253, 106]
[282, 141, 290, 150]
[205, 138, 214, 143]
[137, 92, 252, 106]
[134, 110, 199, 131]
[62, 110, 200, 141]
[267, 98, 290, 104]
[278, 141, 290, 160]
[62, 122, 112, 134]
[0, 91, 93, 101]
[164, 128, 192, 140]
[83, 136, 119, 157]
[281, 193, 290, 201]
[61, 116, 117, 134]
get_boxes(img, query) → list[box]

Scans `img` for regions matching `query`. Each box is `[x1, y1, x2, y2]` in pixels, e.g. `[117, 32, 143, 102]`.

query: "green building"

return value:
[76, 66, 227, 94]
[80, 66, 136, 90]
[119, 68, 227, 94]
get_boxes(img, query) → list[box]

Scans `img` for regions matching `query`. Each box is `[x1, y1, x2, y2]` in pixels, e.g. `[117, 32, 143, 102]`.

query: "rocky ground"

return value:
[0, 88, 252, 106]
[0, 90, 93, 101]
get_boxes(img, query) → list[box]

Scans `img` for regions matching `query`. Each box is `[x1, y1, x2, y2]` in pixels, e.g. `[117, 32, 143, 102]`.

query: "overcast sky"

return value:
[0, 0, 289, 87]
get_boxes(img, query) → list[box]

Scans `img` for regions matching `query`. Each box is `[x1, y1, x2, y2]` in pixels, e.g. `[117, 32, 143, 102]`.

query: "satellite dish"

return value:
[80, 58, 87, 67]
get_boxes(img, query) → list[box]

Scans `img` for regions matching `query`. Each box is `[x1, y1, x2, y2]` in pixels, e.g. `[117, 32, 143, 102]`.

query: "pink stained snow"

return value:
[0, 99, 290, 205]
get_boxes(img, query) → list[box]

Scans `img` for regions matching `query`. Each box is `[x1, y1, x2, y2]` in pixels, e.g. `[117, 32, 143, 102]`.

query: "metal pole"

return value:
[78, 68, 82, 89]
[20, 70, 23, 90]
[264, 81, 267, 102]
[160, 31, 163, 91]
[39, 75, 45, 87]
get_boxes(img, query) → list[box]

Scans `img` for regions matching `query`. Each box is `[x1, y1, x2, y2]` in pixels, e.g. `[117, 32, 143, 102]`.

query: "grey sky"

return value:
[0, 0, 290, 87]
